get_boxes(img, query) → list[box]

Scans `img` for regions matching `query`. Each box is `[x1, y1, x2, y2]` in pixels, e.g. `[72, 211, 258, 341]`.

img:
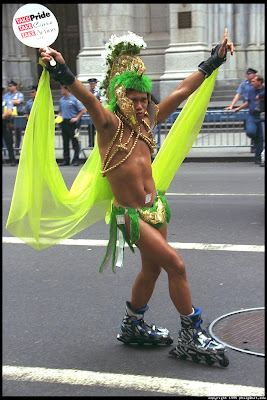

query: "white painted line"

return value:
[2, 237, 264, 252]
[168, 242, 264, 252]
[165, 192, 264, 196]
[3, 365, 265, 396]
[2, 237, 108, 247]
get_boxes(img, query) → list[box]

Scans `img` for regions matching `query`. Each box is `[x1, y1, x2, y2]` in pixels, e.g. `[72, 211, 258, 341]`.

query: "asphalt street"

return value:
[2, 161, 265, 397]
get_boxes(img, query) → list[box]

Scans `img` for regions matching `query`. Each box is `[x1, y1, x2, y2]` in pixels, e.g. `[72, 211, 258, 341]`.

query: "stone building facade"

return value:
[2, 3, 265, 100]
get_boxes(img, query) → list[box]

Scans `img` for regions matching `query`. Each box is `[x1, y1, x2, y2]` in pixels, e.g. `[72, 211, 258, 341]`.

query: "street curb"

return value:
[183, 157, 255, 163]
[52, 157, 256, 165]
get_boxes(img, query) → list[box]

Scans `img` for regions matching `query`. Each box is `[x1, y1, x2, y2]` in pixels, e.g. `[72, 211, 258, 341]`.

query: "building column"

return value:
[2, 3, 36, 88]
[76, 4, 138, 84]
[160, 4, 209, 100]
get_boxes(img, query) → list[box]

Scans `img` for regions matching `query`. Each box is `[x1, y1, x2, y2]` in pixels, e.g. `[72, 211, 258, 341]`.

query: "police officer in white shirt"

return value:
[58, 85, 85, 166]
[2, 87, 16, 166]
[3, 80, 24, 153]
[86, 78, 101, 147]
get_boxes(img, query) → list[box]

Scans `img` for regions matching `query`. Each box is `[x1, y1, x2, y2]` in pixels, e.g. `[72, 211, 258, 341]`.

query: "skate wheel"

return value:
[179, 354, 188, 360]
[168, 348, 176, 356]
[191, 354, 201, 363]
[219, 355, 229, 368]
[205, 355, 215, 366]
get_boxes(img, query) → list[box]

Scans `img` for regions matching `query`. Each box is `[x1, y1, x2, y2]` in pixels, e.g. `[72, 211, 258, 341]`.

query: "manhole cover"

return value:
[209, 307, 265, 356]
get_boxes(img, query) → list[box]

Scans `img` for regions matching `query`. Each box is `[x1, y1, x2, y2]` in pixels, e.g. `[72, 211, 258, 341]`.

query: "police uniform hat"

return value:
[29, 85, 37, 92]
[246, 68, 257, 74]
[88, 78, 97, 83]
[8, 80, 18, 86]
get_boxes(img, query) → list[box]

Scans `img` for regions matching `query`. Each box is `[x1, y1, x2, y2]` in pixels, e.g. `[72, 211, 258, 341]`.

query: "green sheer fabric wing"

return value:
[152, 70, 217, 194]
[6, 67, 217, 250]
[6, 68, 114, 249]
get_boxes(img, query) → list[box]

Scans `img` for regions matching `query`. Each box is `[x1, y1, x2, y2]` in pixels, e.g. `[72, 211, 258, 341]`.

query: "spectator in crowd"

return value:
[225, 68, 258, 153]
[2, 87, 16, 166]
[234, 75, 265, 164]
[58, 85, 86, 166]
[86, 78, 101, 147]
[24, 86, 37, 119]
[3, 80, 24, 153]
[224, 68, 257, 110]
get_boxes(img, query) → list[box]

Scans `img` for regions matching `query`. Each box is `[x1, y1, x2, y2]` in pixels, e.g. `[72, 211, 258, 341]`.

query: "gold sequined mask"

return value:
[110, 54, 146, 81]
[114, 84, 139, 132]
[109, 54, 149, 132]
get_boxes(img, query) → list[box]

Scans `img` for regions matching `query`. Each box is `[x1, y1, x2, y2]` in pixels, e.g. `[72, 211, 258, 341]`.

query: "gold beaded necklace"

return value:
[100, 112, 156, 176]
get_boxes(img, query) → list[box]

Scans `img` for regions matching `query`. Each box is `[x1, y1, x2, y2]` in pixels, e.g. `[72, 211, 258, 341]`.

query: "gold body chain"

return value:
[100, 112, 156, 176]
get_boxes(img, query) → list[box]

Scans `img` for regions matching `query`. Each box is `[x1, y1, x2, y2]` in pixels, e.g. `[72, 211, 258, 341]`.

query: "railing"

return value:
[153, 109, 250, 150]
[2, 110, 251, 160]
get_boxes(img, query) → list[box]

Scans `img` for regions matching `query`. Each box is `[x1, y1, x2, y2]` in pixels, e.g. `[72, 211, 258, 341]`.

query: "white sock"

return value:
[181, 307, 194, 317]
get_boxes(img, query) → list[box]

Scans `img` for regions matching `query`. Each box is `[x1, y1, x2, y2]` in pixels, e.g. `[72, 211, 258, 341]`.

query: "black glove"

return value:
[46, 62, 75, 86]
[198, 44, 227, 78]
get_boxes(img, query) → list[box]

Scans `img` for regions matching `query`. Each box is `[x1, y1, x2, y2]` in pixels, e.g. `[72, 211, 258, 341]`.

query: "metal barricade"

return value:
[153, 109, 250, 149]
[260, 112, 265, 164]
[13, 115, 27, 130]
[2, 110, 252, 161]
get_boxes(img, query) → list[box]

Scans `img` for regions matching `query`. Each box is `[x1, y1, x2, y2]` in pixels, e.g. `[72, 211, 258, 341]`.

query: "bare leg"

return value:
[130, 254, 162, 311]
[126, 218, 193, 315]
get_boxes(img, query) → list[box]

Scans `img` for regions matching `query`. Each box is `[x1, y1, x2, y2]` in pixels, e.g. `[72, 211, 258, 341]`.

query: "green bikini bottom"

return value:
[99, 191, 171, 273]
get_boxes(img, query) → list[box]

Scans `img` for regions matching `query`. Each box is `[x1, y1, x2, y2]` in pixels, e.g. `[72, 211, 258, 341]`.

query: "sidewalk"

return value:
[185, 146, 255, 162]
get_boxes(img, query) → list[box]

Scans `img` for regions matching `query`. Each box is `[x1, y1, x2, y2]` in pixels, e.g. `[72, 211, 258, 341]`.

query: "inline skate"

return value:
[117, 301, 173, 345]
[169, 307, 229, 367]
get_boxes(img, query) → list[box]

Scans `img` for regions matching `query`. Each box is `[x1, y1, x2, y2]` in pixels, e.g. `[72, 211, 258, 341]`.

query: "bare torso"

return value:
[97, 116, 157, 208]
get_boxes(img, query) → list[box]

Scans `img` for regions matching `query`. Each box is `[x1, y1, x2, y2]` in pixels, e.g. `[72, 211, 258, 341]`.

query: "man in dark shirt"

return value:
[234, 75, 265, 164]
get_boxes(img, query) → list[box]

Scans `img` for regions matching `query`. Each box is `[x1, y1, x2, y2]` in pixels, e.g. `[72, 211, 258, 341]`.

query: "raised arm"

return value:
[157, 28, 234, 123]
[40, 47, 117, 135]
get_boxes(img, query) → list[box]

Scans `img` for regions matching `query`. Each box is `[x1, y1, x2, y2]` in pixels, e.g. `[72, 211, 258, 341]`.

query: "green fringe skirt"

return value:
[99, 191, 171, 273]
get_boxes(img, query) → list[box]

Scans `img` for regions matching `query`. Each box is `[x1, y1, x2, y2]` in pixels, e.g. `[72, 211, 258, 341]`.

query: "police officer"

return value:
[24, 85, 37, 120]
[86, 78, 101, 147]
[3, 80, 24, 153]
[2, 87, 16, 166]
[58, 85, 85, 166]
[224, 68, 257, 110]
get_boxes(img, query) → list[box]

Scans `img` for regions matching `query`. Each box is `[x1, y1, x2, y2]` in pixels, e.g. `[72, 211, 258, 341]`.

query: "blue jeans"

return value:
[246, 114, 264, 159]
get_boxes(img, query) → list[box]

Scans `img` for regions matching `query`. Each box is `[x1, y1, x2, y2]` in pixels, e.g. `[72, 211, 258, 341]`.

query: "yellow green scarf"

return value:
[6, 67, 217, 250]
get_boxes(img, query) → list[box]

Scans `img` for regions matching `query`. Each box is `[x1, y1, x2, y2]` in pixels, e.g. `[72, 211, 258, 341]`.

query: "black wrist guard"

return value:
[198, 44, 227, 78]
[46, 62, 75, 86]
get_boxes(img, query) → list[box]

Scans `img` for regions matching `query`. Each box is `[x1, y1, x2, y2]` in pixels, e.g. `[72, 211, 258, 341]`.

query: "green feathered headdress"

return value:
[100, 31, 152, 112]
[107, 71, 152, 112]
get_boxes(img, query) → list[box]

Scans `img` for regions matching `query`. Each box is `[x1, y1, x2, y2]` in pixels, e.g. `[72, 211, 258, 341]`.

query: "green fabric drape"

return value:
[6, 67, 114, 250]
[6, 67, 217, 250]
[152, 70, 218, 194]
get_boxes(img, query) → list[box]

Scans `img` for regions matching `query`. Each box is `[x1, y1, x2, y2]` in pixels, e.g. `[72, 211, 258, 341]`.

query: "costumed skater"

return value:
[40, 29, 233, 367]
[16, 28, 233, 367]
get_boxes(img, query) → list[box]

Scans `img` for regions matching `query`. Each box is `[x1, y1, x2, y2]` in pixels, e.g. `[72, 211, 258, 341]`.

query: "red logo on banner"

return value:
[18, 23, 33, 31]
[15, 16, 31, 25]
[21, 30, 36, 38]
